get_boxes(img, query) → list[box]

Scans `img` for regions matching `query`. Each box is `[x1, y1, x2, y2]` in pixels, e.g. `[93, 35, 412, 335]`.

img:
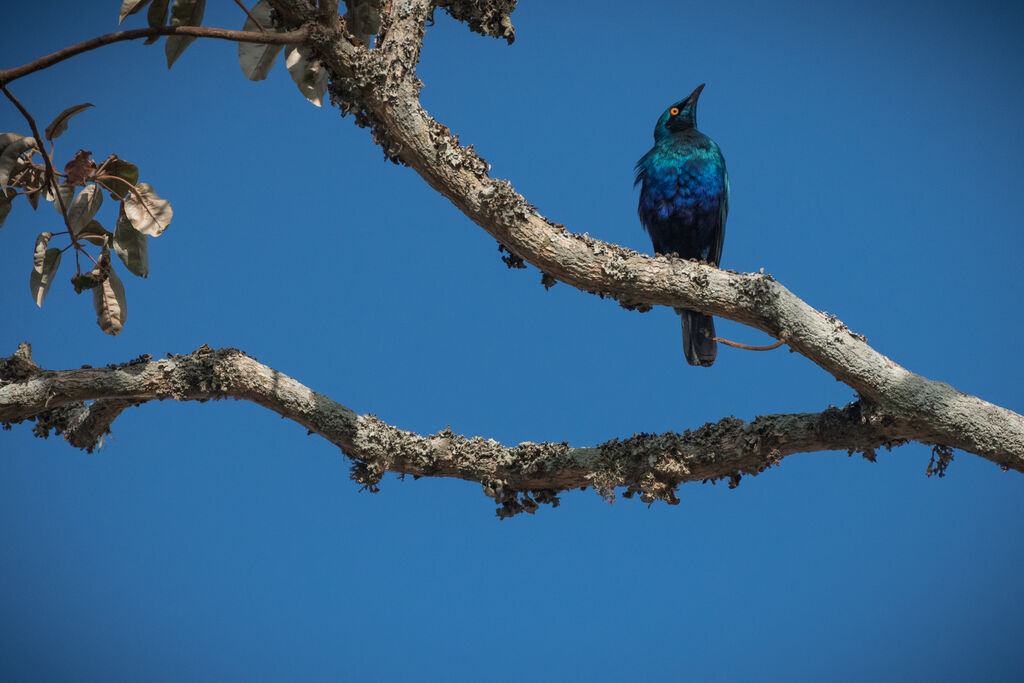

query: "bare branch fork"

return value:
[1, 0, 1022, 512]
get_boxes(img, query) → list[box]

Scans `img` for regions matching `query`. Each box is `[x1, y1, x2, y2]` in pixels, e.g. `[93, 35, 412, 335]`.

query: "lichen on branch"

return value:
[299, 0, 1024, 472]
[1, 1, 1022, 517]
[1, 344, 934, 517]
[437, 0, 517, 43]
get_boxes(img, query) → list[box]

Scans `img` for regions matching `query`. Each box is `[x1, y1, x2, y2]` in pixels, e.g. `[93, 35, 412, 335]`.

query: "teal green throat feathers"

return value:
[635, 84, 729, 366]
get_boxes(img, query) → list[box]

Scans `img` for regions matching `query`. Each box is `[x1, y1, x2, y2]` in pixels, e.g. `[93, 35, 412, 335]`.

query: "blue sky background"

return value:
[2, 1, 1023, 680]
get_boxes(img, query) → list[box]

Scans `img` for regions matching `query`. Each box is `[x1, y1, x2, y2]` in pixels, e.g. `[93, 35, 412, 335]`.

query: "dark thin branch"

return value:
[0, 25, 309, 85]
[0, 84, 76, 252]
[233, 0, 267, 32]
[714, 335, 786, 352]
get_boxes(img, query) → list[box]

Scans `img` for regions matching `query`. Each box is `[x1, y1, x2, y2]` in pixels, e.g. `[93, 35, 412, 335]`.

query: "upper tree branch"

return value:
[296, 0, 1024, 470]
[0, 344, 930, 515]
[0, 25, 310, 85]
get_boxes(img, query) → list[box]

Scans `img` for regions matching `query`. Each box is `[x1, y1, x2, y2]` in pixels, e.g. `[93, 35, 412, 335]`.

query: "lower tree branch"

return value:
[2, 344, 943, 515]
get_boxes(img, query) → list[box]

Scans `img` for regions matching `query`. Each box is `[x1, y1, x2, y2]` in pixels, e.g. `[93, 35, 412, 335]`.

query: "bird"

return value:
[635, 84, 729, 366]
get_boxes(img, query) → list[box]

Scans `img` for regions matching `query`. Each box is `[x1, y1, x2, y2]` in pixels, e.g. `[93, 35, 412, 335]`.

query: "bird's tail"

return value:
[679, 309, 717, 367]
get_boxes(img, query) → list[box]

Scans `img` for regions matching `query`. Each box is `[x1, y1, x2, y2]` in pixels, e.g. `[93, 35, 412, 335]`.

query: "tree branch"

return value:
[292, 0, 1024, 471]
[233, 0, 268, 32]
[0, 85, 76, 240]
[1, 344, 937, 516]
[0, 25, 310, 85]
[2, 4, 1021, 511]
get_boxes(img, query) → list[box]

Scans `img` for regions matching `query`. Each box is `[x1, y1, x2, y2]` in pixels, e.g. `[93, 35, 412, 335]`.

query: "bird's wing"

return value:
[709, 166, 729, 265]
[634, 150, 653, 188]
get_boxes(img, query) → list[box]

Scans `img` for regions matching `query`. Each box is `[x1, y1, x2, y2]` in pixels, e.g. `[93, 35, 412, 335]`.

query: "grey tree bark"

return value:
[1, 0, 1019, 515]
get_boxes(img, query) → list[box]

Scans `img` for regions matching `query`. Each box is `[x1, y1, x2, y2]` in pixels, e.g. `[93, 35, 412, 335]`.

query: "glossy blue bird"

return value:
[635, 84, 729, 366]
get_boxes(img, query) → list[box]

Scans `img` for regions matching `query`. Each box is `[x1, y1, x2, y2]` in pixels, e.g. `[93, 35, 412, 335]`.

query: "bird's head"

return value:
[654, 83, 705, 139]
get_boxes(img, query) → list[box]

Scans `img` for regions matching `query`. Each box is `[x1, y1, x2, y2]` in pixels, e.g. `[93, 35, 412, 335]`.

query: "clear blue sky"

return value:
[2, 1, 1023, 680]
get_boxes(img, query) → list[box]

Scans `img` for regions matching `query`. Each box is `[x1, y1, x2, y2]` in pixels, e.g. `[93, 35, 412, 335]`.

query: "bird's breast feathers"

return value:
[638, 147, 727, 221]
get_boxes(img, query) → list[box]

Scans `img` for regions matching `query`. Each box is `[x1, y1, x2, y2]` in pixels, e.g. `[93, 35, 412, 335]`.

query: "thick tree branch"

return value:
[2, 344, 937, 515]
[0, 25, 310, 85]
[2, 3, 1020, 510]
[290, 0, 1024, 471]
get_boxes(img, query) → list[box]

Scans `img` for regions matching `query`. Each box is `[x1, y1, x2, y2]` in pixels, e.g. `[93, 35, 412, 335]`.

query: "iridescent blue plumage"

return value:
[635, 84, 729, 366]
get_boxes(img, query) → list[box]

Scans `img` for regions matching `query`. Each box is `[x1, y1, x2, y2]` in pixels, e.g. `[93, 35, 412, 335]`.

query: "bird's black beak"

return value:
[686, 83, 706, 105]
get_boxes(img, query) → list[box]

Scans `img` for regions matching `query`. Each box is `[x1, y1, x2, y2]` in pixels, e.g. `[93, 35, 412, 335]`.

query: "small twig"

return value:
[1, 84, 76, 243]
[94, 174, 134, 196]
[7, 161, 34, 187]
[233, 0, 267, 32]
[0, 87, 54, 197]
[713, 331, 788, 352]
[0, 25, 309, 85]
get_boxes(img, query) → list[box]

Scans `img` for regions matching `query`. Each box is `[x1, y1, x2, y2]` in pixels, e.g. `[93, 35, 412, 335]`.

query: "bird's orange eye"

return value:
[670, 107, 680, 116]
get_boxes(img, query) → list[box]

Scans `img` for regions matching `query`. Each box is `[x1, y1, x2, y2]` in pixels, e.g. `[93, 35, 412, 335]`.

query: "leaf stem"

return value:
[95, 173, 134, 196]
[0, 84, 78, 249]
[712, 332, 788, 352]
[77, 246, 98, 266]
[233, 0, 268, 32]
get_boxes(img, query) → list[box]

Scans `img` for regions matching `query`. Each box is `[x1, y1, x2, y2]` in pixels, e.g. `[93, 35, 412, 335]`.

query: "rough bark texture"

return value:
[307, 0, 1024, 470]
[1, 343, 931, 517]
[2, 0, 1021, 515]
